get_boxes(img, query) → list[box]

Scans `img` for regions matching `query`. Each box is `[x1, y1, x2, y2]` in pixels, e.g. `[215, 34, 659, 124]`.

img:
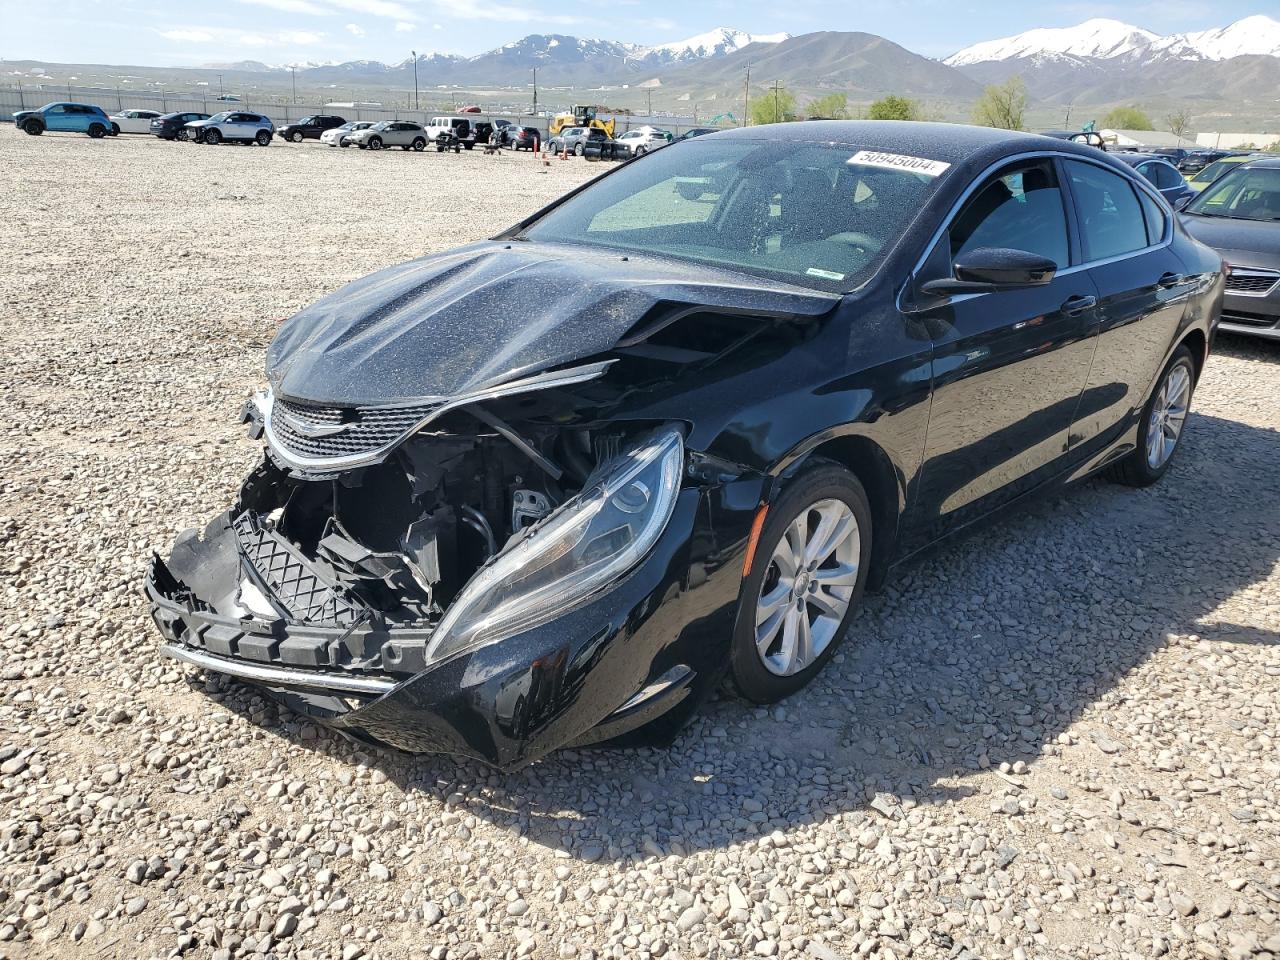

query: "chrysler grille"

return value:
[269, 397, 438, 462]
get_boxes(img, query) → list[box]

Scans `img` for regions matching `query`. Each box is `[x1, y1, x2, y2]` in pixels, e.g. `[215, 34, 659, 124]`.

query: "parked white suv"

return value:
[347, 121, 428, 151]
[108, 109, 163, 135]
[616, 127, 671, 156]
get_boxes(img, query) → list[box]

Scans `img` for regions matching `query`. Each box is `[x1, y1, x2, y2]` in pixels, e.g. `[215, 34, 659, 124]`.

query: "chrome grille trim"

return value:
[263, 360, 617, 474]
[1225, 266, 1280, 298]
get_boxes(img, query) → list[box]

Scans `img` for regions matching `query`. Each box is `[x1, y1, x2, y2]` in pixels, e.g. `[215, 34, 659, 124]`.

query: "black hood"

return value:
[266, 241, 838, 406]
[1180, 213, 1280, 268]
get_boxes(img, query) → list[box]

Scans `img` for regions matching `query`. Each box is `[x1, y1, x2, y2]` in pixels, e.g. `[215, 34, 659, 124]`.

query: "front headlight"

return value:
[423, 427, 684, 667]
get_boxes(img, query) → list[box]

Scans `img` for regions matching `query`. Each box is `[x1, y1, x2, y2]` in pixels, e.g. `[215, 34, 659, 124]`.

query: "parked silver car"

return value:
[347, 121, 428, 151]
[185, 111, 274, 146]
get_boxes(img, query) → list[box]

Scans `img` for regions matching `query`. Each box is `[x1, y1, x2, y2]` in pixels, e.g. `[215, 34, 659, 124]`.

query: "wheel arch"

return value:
[772, 433, 904, 592]
[1178, 327, 1207, 380]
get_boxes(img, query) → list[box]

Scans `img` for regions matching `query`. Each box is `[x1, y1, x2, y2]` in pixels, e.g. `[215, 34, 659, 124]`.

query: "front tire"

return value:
[368, 136, 382, 150]
[290, 131, 303, 143]
[730, 463, 872, 703]
[205, 128, 222, 145]
[23, 119, 43, 136]
[574, 142, 585, 156]
[1108, 345, 1197, 487]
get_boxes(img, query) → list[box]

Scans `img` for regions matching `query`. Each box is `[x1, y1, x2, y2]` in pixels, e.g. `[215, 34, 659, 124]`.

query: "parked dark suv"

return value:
[278, 115, 347, 143]
[503, 125, 543, 151]
[150, 112, 211, 141]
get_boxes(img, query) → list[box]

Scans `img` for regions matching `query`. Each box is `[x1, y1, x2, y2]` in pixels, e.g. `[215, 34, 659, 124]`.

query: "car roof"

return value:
[703, 120, 1124, 169]
[1114, 153, 1169, 165]
[1242, 156, 1280, 169]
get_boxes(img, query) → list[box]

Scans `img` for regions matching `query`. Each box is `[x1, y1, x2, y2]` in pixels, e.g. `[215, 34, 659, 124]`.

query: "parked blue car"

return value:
[13, 102, 116, 138]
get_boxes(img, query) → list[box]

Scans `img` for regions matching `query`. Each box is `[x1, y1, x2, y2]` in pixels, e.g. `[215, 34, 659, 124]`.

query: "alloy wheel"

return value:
[1146, 361, 1191, 469]
[755, 498, 860, 677]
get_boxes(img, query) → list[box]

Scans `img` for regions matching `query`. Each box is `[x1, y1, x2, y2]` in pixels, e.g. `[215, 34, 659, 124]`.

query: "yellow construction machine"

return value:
[548, 105, 615, 138]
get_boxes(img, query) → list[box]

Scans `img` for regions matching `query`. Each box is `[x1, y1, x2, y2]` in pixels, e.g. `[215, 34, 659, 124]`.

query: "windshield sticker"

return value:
[848, 150, 951, 178]
[806, 267, 846, 281]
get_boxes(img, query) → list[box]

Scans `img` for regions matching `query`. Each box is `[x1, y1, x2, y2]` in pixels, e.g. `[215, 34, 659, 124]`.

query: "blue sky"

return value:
[1, 0, 1274, 65]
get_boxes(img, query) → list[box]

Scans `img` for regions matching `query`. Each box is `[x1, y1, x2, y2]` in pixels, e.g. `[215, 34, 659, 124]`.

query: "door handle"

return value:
[1158, 272, 1185, 288]
[1061, 295, 1098, 316]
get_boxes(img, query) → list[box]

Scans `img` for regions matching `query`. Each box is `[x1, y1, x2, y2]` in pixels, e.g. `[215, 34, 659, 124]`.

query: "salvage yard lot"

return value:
[1, 130, 1278, 960]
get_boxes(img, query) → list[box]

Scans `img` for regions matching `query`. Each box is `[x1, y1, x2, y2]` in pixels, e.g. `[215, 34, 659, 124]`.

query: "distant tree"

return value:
[867, 95, 920, 121]
[1235, 142, 1258, 150]
[806, 92, 849, 120]
[970, 77, 1026, 130]
[1166, 108, 1193, 144]
[1102, 106, 1153, 131]
[749, 86, 798, 125]
[1264, 140, 1280, 153]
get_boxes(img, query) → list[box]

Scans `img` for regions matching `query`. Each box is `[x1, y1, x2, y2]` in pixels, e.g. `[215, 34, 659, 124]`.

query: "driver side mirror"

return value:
[921, 247, 1058, 296]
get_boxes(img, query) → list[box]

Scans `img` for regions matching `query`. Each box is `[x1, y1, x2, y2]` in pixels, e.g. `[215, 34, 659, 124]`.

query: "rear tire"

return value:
[110, 123, 121, 136]
[177, 128, 190, 142]
[256, 130, 271, 146]
[730, 463, 872, 704]
[88, 123, 106, 139]
[23, 119, 43, 136]
[412, 137, 425, 151]
[205, 128, 222, 145]
[1107, 345, 1197, 487]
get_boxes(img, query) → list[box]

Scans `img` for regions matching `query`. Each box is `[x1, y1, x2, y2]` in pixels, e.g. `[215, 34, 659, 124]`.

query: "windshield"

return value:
[208, 112, 232, 122]
[298, 116, 317, 124]
[1192, 158, 1242, 184]
[371, 121, 391, 130]
[1187, 166, 1280, 221]
[522, 139, 944, 292]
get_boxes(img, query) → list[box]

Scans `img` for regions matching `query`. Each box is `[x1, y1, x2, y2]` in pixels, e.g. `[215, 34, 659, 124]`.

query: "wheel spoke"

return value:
[813, 561, 858, 588]
[756, 582, 790, 626]
[808, 588, 845, 620]
[774, 606, 800, 673]
[793, 608, 814, 669]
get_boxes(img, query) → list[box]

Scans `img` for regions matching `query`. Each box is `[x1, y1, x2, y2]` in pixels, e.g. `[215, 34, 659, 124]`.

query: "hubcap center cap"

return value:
[794, 571, 811, 597]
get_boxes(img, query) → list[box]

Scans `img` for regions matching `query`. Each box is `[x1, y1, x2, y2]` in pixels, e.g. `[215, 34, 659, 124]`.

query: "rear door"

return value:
[907, 157, 1100, 545]
[1060, 158, 1193, 456]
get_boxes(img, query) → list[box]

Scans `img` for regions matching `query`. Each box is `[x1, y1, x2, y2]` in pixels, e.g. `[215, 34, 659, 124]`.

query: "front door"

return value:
[905, 157, 1099, 548]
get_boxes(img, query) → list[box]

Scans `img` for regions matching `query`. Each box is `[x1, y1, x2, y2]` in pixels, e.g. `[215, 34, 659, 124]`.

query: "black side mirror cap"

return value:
[922, 247, 1058, 297]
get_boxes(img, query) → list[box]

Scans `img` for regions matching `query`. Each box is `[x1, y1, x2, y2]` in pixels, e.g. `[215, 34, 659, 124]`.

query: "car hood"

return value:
[266, 240, 839, 406]
[185, 119, 216, 127]
[1180, 213, 1280, 269]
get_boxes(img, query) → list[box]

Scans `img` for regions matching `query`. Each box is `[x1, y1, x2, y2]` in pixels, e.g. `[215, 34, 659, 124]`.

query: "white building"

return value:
[1196, 131, 1279, 149]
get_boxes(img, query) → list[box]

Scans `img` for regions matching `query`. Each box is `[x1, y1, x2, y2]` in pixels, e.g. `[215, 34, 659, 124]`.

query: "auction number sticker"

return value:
[848, 150, 951, 177]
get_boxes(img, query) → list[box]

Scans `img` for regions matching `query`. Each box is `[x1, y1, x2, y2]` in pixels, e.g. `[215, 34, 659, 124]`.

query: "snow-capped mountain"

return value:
[1146, 15, 1280, 61]
[946, 15, 1280, 66]
[476, 34, 639, 65]
[945, 19, 1158, 66]
[634, 27, 789, 64]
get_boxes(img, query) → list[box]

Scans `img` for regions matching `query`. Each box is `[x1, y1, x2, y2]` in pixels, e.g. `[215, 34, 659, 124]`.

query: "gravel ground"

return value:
[1, 130, 1278, 960]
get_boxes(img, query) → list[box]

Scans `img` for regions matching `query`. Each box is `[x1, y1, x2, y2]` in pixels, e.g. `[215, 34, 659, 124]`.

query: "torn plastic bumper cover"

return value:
[146, 487, 712, 770]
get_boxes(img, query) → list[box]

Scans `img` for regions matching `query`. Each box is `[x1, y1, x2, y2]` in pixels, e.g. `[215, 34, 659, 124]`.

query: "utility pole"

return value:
[531, 67, 537, 117]
[646, 87, 651, 117]
[743, 61, 750, 127]
[772, 79, 781, 123]
[412, 51, 419, 110]
[290, 66, 297, 104]
[218, 74, 224, 97]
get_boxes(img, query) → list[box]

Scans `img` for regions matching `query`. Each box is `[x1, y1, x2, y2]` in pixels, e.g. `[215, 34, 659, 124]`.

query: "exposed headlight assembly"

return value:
[423, 427, 685, 666]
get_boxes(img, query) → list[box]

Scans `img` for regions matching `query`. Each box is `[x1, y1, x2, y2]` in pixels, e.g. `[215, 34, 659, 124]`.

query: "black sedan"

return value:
[1180, 157, 1280, 341]
[278, 115, 347, 142]
[145, 122, 1222, 770]
[1113, 153, 1194, 208]
[150, 111, 210, 140]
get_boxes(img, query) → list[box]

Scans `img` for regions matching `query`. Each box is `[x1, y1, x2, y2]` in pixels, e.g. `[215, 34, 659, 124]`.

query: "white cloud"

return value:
[238, 0, 331, 14]
[345, 22, 366, 35]
[394, 21, 415, 31]
[326, 0, 418, 20]
[279, 30, 325, 44]
[157, 28, 216, 43]
[430, 0, 582, 24]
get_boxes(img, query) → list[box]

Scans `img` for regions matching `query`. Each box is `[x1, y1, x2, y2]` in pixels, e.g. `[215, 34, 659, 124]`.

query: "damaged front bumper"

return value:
[146, 489, 740, 770]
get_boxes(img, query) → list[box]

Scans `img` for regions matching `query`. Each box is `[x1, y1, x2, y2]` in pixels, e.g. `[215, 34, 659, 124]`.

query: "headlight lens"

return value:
[423, 427, 684, 666]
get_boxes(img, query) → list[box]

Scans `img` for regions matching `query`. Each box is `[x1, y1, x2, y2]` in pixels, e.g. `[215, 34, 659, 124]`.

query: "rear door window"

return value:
[1064, 160, 1149, 262]
[1136, 190, 1167, 246]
